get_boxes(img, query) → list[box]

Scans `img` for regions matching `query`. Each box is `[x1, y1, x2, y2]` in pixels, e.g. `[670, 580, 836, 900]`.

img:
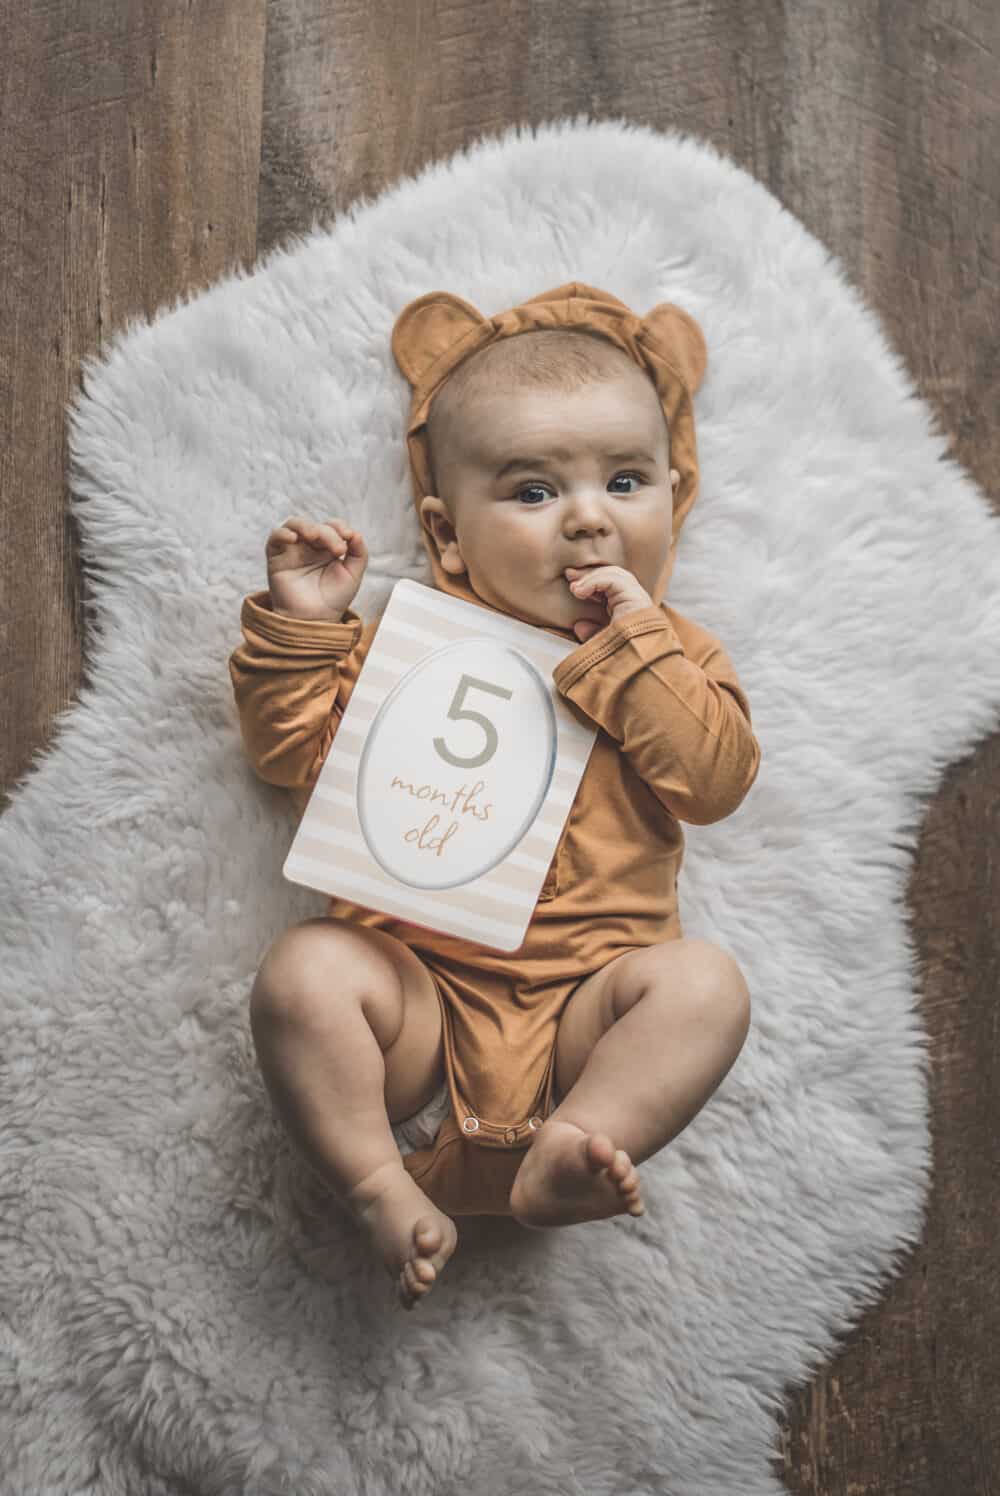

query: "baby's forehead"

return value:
[487, 372, 652, 418]
[455, 395, 665, 467]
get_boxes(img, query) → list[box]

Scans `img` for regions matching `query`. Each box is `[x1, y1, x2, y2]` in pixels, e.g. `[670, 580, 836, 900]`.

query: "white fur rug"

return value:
[5, 116, 999, 1496]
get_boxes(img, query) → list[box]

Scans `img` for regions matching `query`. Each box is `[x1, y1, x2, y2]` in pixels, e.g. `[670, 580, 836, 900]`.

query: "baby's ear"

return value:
[391, 291, 488, 387]
[639, 302, 708, 394]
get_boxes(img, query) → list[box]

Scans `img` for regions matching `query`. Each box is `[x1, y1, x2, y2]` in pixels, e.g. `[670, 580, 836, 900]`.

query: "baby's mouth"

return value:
[562, 563, 605, 581]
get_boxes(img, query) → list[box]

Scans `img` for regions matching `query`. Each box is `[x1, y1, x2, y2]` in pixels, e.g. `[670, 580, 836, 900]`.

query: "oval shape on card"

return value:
[356, 639, 557, 890]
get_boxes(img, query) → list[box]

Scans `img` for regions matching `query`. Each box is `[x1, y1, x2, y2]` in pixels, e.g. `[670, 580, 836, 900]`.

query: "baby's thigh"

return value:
[252, 915, 446, 1125]
[358, 924, 447, 1124]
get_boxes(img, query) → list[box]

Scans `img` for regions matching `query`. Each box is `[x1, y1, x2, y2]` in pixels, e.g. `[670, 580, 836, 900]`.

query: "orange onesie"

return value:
[229, 283, 761, 1217]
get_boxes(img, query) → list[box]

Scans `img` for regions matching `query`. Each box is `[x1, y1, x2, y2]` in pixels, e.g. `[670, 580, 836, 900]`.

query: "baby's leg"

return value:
[248, 916, 455, 1310]
[511, 940, 751, 1229]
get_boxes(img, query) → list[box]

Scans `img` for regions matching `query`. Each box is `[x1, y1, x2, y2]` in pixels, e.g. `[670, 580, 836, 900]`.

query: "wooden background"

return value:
[2, 1, 997, 1490]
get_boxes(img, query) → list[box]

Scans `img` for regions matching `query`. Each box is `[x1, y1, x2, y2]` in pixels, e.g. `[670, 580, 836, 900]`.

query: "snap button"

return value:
[503, 1127, 518, 1145]
[462, 1116, 480, 1133]
[528, 1116, 543, 1131]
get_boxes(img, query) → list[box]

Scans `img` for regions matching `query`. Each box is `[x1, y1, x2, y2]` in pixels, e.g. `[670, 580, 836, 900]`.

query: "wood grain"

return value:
[2, 1, 997, 1490]
[1, 0, 267, 811]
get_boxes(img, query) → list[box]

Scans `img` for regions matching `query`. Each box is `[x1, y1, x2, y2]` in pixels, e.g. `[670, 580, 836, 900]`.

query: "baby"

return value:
[230, 283, 761, 1312]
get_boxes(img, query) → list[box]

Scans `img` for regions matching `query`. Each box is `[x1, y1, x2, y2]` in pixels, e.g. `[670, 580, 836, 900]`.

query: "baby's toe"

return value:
[414, 1218, 442, 1254]
[400, 1260, 429, 1305]
[615, 1158, 644, 1209]
[399, 1279, 418, 1311]
[411, 1255, 436, 1285]
[585, 1133, 617, 1171]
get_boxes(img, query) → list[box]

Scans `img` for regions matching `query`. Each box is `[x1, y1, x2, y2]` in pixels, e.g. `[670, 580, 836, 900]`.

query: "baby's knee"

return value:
[249, 916, 406, 1038]
[695, 942, 751, 1037]
[250, 917, 355, 1030]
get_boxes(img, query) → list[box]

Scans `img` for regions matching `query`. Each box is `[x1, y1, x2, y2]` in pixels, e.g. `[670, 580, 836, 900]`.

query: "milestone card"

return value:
[283, 578, 598, 952]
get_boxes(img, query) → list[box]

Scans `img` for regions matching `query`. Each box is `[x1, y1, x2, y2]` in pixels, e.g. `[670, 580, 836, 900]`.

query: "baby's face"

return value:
[420, 368, 680, 633]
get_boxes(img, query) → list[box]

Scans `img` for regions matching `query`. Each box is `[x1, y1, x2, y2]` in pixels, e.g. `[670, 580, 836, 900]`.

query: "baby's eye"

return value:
[513, 473, 644, 506]
[515, 485, 550, 506]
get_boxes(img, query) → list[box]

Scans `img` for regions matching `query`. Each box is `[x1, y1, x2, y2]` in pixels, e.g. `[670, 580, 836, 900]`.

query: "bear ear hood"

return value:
[390, 282, 707, 637]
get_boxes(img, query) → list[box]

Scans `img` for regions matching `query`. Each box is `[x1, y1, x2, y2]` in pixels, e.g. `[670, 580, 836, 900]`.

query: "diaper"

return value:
[391, 1081, 452, 1157]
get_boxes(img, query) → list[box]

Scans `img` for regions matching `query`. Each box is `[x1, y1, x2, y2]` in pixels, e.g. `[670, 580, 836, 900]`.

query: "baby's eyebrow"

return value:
[492, 451, 657, 479]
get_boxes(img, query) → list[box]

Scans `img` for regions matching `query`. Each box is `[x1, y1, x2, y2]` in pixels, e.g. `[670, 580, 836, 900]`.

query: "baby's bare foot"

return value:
[347, 1161, 458, 1310]
[509, 1119, 646, 1229]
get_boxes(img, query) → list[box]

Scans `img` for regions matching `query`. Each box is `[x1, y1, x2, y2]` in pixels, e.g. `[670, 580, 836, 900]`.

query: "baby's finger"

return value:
[267, 522, 304, 551]
[315, 523, 350, 557]
[325, 521, 368, 562]
[333, 523, 369, 559]
[273, 518, 318, 549]
[284, 519, 340, 553]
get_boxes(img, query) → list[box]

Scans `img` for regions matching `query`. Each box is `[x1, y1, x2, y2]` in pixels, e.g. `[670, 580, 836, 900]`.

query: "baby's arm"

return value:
[229, 514, 372, 795]
[552, 604, 760, 826]
[228, 593, 368, 793]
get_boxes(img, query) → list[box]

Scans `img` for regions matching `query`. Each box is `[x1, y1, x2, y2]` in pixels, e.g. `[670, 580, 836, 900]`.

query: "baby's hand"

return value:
[564, 564, 654, 643]
[266, 516, 369, 621]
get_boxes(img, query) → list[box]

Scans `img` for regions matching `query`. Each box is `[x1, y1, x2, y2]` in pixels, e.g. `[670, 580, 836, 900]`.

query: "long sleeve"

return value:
[228, 589, 365, 793]
[551, 603, 760, 826]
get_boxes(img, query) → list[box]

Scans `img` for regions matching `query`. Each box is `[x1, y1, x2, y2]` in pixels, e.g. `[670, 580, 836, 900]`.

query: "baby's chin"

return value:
[465, 570, 600, 631]
[493, 588, 597, 634]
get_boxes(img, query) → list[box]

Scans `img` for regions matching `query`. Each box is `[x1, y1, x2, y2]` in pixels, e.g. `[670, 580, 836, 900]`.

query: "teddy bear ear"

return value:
[639, 302, 708, 394]
[391, 291, 488, 387]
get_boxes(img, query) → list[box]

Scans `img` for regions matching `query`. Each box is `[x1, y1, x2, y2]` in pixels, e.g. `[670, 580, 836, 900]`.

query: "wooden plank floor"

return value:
[3, 2, 998, 1490]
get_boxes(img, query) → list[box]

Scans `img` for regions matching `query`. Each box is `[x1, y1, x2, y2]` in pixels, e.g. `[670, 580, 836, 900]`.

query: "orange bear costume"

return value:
[229, 282, 761, 1215]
